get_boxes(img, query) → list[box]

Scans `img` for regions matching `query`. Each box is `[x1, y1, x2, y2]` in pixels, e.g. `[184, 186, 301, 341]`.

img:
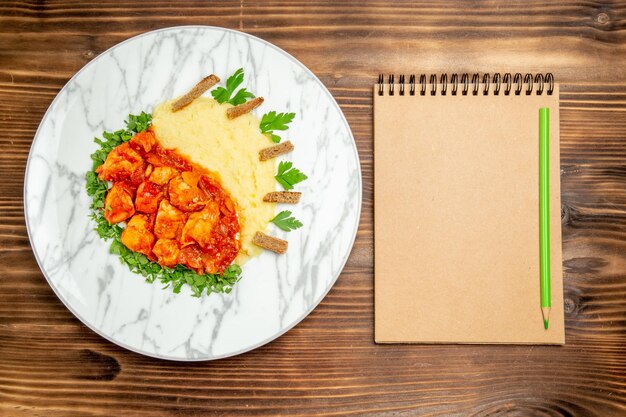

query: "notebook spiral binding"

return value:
[378, 73, 554, 97]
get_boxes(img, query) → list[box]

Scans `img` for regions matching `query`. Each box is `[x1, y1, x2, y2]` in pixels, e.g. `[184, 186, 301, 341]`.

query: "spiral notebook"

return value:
[374, 73, 565, 344]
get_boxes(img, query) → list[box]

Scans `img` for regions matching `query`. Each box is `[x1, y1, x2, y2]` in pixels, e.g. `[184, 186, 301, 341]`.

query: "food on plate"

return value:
[152, 238, 180, 267]
[259, 141, 294, 161]
[120, 214, 156, 258]
[86, 113, 241, 297]
[86, 69, 308, 296]
[96, 142, 144, 182]
[149, 166, 178, 185]
[252, 232, 288, 254]
[135, 180, 165, 214]
[103, 182, 135, 224]
[171, 75, 220, 112]
[97, 127, 241, 275]
[152, 96, 276, 263]
[167, 175, 209, 212]
[154, 200, 186, 239]
[263, 191, 301, 204]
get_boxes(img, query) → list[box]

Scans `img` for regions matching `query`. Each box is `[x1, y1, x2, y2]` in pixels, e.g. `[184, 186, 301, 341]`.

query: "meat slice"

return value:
[180, 201, 220, 249]
[178, 244, 204, 272]
[120, 214, 156, 258]
[202, 255, 218, 275]
[103, 182, 135, 224]
[129, 130, 156, 154]
[168, 175, 208, 212]
[154, 200, 187, 240]
[149, 166, 179, 186]
[135, 181, 165, 214]
[152, 238, 180, 268]
[96, 142, 144, 183]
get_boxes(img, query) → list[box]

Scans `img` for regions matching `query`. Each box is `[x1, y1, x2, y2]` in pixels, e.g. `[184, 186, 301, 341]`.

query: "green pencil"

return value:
[539, 107, 551, 330]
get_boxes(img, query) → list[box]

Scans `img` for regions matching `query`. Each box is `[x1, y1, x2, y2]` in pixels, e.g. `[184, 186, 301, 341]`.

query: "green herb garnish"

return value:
[125, 111, 152, 133]
[85, 170, 108, 210]
[110, 233, 241, 296]
[85, 112, 242, 297]
[260, 111, 295, 143]
[211, 68, 255, 105]
[275, 161, 307, 190]
[271, 210, 303, 232]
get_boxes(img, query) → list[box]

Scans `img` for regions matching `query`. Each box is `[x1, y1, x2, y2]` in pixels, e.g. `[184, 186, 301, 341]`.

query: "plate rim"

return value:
[23, 25, 362, 361]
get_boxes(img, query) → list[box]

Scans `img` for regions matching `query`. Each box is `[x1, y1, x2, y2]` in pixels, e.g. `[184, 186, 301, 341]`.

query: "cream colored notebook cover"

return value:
[374, 74, 564, 344]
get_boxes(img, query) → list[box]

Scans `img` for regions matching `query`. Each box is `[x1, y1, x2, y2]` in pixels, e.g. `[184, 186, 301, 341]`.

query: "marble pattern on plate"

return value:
[24, 26, 361, 360]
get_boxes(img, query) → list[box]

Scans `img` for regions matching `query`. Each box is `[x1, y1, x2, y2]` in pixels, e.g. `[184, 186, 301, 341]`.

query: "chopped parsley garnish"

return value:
[275, 161, 307, 190]
[125, 111, 152, 133]
[211, 68, 255, 106]
[85, 112, 242, 297]
[85, 171, 108, 210]
[271, 210, 303, 232]
[260, 111, 295, 143]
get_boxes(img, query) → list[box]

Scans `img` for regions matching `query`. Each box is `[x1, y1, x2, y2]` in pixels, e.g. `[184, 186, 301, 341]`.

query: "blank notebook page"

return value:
[374, 84, 564, 344]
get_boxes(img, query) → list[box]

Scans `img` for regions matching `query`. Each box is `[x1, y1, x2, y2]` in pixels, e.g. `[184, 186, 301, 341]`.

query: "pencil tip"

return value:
[541, 307, 551, 330]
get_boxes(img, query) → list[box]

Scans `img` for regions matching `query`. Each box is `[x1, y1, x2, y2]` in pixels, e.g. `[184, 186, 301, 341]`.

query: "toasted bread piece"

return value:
[252, 231, 288, 254]
[259, 141, 294, 161]
[226, 97, 264, 119]
[172, 75, 220, 112]
[263, 191, 302, 204]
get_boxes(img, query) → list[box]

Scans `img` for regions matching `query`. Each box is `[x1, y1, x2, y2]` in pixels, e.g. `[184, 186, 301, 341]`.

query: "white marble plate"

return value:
[24, 26, 361, 360]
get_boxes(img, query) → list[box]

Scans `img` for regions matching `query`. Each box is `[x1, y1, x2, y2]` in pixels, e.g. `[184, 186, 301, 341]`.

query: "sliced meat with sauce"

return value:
[103, 181, 135, 224]
[149, 166, 179, 185]
[99, 136, 242, 273]
[154, 200, 187, 240]
[152, 238, 180, 268]
[178, 244, 205, 272]
[129, 129, 156, 154]
[198, 175, 226, 202]
[135, 181, 165, 214]
[180, 201, 220, 249]
[168, 175, 208, 212]
[96, 142, 145, 183]
[144, 147, 192, 172]
[120, 214, 156, 258]
[202, 253, 218, 275]
[144, 152, 166, 167]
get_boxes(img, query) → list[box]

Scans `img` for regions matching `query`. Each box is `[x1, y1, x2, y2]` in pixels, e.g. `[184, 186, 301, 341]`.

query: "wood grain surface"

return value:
[1, 1, 626, 416]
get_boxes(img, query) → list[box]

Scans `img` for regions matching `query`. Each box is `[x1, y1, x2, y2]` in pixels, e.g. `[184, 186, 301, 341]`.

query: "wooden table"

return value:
[2, 1, 625, 416]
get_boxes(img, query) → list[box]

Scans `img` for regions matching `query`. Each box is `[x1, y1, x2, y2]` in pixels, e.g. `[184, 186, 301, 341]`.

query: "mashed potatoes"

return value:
[152, 98, 276, 264]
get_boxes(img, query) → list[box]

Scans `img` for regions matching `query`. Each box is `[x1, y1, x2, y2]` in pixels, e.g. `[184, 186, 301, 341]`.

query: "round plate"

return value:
[24, 26, 361, 361]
